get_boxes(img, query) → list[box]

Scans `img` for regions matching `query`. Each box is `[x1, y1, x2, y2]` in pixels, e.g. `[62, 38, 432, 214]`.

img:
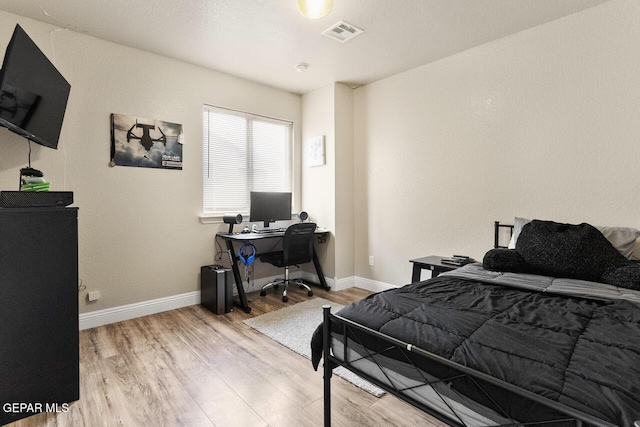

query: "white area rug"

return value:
[243, 298, 385, 397]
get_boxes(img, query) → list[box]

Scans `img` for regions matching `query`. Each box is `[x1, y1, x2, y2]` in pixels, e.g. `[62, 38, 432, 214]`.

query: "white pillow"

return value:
[507, 217, 530, 249]
[631, 239, 640, 262]
[595, 225, 640, 259]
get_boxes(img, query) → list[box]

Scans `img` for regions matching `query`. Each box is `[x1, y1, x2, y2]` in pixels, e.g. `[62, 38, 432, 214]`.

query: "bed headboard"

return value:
[494, 221, 514, 249]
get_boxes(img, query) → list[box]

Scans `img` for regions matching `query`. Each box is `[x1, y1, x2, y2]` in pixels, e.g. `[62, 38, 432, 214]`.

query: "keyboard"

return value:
[256, 227, 286, 234]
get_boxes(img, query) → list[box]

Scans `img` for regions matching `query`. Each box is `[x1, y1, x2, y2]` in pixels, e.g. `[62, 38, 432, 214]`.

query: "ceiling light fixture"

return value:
[297, 0, 333, 19]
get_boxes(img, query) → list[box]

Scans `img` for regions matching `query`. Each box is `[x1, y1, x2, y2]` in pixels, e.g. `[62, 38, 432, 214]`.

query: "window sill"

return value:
[199, 215, 222, 224]
[200, 212, 249, 224]
[199, 213, 304, 225]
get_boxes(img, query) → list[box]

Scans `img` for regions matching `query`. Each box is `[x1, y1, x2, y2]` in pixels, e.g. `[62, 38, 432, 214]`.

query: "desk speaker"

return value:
[223, 214, 243, 224]
[223, 214, 243, 233]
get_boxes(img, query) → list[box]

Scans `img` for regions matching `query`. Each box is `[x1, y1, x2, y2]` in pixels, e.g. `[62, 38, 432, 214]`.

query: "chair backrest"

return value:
[282, 222, 317, 266]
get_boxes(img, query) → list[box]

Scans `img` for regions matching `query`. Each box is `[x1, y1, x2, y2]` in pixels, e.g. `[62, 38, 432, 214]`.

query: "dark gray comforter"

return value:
[311, 266, 640, 426]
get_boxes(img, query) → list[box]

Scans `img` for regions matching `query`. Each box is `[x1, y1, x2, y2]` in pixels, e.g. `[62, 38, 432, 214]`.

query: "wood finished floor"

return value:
[8, 287, 447, 427]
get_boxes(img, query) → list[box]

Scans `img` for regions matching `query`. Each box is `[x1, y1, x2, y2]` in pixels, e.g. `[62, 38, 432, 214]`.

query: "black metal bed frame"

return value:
[320, 221, 619, 427]
[494, 221, 514, 249]
[321, 307, 616, 427]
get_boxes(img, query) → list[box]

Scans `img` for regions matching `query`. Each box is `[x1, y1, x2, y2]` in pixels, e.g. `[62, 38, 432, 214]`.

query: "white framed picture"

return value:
[308, 135, 325, 167]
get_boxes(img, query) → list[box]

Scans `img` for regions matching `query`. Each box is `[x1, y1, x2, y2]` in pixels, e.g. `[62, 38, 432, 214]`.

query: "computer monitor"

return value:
[249, 191, 292, 228]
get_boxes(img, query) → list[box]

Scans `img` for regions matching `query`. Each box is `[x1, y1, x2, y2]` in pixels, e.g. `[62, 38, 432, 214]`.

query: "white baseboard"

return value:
[240, 271, 333, 293]
[78, 274, 395, 330]
[300, 270, 335, 289]
[332, 276, 356, 291]
[79, 291, 201, 330]
[237, 274, 283, 294]
[354, 276, 399, 293]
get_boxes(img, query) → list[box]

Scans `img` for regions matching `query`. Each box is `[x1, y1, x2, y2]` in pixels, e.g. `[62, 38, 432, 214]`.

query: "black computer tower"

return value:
[201, 265, 233, 314]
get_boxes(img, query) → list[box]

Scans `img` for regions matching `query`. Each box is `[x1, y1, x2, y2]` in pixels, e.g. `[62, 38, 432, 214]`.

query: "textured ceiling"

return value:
[0, 0, 610, 94]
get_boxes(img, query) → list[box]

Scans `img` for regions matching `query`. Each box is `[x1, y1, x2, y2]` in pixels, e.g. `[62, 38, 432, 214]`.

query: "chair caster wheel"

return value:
[282, 296, 288, 303]
[260, 290, 266, 297]
[308, 291, 313, 297]
[274, 284, 279, 290]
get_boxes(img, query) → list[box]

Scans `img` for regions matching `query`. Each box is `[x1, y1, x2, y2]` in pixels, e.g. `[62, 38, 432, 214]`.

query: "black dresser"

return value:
[0, 207, 79, 425]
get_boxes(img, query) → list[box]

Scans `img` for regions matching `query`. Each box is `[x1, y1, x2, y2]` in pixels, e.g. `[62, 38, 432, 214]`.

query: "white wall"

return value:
[300, 83, 355, 286]
[334, 84, 355, 280]
[4, 0, 636, 314]
[301, 84, 336, 278]
[0, 11, 301, 313]
[354, 0, 640, 286]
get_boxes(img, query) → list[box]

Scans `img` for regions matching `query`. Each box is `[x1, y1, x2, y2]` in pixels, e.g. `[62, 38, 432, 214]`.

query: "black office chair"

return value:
[259, 222, 317, 302]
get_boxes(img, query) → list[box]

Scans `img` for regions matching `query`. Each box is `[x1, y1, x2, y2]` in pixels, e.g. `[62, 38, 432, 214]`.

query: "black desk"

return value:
[217, 230, 330, 313]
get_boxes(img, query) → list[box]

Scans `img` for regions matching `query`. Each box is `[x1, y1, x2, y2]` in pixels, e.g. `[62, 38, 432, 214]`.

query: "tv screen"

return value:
[249, 191, 292, 228]
[0, 24, 71, 149]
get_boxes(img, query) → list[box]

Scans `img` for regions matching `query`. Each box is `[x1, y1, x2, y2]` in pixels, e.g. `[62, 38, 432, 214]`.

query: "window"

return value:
[203, 105, 293, 215]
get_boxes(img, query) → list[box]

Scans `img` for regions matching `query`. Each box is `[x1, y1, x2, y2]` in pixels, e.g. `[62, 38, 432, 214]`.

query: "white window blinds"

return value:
[203, 105, 293, 215]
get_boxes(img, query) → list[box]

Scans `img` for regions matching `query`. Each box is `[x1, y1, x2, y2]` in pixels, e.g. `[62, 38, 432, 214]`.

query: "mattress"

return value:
[312, 264, 640, 426]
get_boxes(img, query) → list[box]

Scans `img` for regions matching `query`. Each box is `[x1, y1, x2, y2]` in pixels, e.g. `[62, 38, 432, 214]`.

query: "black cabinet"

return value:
[0, 207, 79, 425]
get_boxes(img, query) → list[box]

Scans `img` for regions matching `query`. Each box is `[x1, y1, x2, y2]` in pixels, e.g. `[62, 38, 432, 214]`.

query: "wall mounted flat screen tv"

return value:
[0, 24, 71, 149]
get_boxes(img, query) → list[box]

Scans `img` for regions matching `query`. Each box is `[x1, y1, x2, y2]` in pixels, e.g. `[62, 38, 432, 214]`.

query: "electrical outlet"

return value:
[369, 255, 375, 267]
[88, 291, 101, 302]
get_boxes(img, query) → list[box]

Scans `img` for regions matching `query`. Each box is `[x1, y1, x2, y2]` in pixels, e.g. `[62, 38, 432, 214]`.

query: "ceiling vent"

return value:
[322, 20, 364, 43]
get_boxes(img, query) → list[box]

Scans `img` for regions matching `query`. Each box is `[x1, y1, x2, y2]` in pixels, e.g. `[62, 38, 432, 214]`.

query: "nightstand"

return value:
[409, 256, 461, 283]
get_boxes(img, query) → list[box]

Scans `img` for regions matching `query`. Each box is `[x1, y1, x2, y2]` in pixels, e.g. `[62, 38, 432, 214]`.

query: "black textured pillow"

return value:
[601, 264, 640, 291]
[516, 220, 629, 282]
[483, 249, 526, 273]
